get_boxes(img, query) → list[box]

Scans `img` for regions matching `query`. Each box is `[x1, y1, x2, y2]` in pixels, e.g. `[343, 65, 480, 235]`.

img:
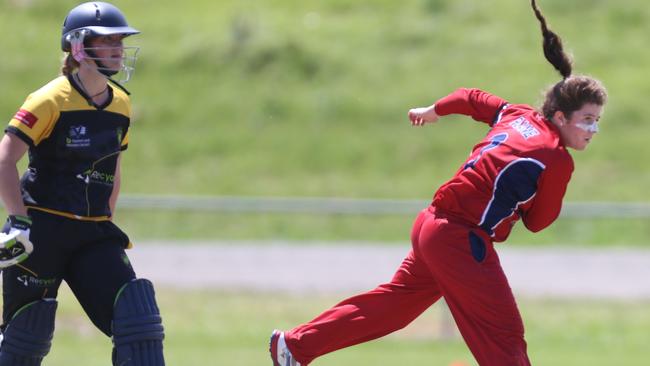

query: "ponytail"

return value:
[532, 0, 607, 120]
[531, 0, 572, 79]
[60, 53, 79, 76]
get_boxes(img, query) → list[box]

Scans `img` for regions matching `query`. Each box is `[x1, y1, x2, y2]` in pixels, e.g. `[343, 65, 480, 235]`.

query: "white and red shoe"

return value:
[269, 330, 301, 366]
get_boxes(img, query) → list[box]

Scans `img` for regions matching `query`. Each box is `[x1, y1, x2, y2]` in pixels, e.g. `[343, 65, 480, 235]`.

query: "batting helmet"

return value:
[61, 2, 139, 52]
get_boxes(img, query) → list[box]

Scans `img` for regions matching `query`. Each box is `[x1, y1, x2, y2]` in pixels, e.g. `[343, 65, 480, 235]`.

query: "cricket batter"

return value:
[270, 1, 607, 365]
[0, 2, 164, 365]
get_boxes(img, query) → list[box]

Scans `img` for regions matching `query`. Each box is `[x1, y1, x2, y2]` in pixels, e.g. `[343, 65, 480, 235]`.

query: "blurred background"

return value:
[1, 0, 649, 365]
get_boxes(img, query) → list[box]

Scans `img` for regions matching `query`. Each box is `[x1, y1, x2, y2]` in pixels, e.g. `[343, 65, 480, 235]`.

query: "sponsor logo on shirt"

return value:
[13, 109, 38, 128]
[509, 117, 540, 139]
[66, 125, 91, 148]
[76, 168, 115, 186]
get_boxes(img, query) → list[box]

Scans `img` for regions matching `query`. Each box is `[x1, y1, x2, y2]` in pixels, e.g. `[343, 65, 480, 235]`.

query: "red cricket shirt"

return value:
[431, 88, 574, 242]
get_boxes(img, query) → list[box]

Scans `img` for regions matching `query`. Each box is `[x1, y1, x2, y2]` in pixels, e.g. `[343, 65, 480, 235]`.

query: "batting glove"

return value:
[0, 215, 34, 268]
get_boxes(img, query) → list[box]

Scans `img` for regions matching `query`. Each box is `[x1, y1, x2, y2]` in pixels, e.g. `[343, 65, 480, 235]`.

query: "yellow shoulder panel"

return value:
[8, 77, 133, 146]
[7, 76, 71, 146]
[105, 85, 132, 118]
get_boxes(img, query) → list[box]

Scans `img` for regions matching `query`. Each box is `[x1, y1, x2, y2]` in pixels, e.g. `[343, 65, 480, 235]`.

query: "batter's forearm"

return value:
[0, 162, 27, 216]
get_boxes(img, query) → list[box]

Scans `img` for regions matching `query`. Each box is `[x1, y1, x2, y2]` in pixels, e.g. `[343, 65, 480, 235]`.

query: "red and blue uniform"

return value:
[283, 89, 573, 366]
[433, 88, 573, 241]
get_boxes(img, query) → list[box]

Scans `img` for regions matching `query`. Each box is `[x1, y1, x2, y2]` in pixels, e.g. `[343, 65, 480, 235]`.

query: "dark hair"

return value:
[61, 53, 79, 76]
[542, 76, 607, 120]
[531, 0, 607, 119]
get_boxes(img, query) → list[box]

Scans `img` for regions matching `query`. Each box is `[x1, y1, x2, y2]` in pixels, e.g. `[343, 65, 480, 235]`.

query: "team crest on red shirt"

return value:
[13, 109, 38, 128]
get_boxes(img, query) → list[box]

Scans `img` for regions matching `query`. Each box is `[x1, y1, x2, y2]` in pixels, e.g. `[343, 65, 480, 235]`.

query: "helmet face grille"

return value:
[64, 26, 140, 83]
[85, 46, 140, 82]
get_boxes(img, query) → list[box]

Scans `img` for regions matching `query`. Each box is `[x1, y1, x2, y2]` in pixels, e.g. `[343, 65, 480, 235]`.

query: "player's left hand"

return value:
[0, 215, 34, 268]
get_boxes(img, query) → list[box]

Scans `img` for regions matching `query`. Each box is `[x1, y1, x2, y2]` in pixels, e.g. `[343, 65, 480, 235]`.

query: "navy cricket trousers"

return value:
[1, 209, 136, 336]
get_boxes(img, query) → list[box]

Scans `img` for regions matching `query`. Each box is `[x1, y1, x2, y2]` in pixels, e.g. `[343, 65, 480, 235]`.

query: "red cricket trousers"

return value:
[284, 208, 531, 366]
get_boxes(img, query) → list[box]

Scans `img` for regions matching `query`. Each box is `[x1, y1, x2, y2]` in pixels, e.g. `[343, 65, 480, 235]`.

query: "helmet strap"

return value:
[84, 48, 119, 77]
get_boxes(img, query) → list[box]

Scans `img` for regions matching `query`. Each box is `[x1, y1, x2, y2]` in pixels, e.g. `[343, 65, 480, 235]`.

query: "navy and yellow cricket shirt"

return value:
[5, 75, 131, 220]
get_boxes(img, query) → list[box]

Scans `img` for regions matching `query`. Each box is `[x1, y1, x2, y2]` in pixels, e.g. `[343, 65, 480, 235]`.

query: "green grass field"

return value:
[2, 0, 650, 199]
[2, 0, 650, 244]
[46, 285, 650, 366]
[2, 3, 650, 363]
[106, 209, 650, 247]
